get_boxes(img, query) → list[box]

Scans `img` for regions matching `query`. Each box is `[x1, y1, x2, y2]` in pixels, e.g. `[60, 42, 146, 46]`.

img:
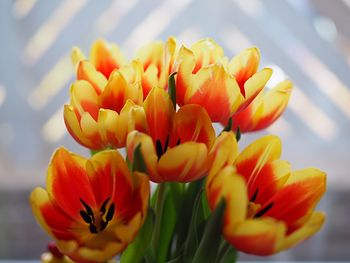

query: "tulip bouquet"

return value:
[30, 37, 326, 263]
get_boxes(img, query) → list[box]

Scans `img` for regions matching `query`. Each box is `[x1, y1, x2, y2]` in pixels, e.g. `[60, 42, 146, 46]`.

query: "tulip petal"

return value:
[176, 46, 196, 105]
[157, 142, 209, 182]
[263, 168, 326, 231]
[70, 80, 99, 121]
[190, 38, 224, 74]
[71, 46, 86, 65]
[207, 132, 238, 184]
[30, 187, 76, 240]
[90, 40, 126, 78]
[186, 64, 245, 123]
[47, 148, 96, 218]
[64, 105, 94, 148]
[239, 68, 272, 110]
[76, 61, 107, 95]
[170, 104, 215, 148]
[126, 131, 159, 181]
[235, 135, 282, 198]
[87, 150, 135, 221]
[232, 80, 293, 132]
[225, 217, 286, 256]
[228, 47, 260, 95]
[143, 87, 175, 146]
[207, 167, 248, 230]
[279, 211, 325, 252]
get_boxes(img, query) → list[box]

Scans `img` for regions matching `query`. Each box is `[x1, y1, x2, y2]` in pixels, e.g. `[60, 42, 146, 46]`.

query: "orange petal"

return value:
[238, 68, 272, 110]
[87, 150, 136, 221]
[235, 135, 282, 197]
[170, 104, 215, 149]
[143, 87, 175, 146]
[185, 64, 244, 123]
[190, 38, 224, 73]
[206, 166, 248, 231]
[99, 70, 142, 113]
[228, 47, 260, 96]
[232, 80, 293, 132]
[225, 217, 286, 256]
[90, 40, 126, 78]
[30, 187, 76, 241]
[263, 168, 326, 232]
[76, 60, 107, 95]
[70, 80, 99, 121]
[157, 142, 209, 182]
[47, 148, 96, 219]
[64, 104, 95, 149]
[126, 131, 159, 181]
[176, 46, 196, 105]
[278, 211, 325, 252]
[207, 132, 239, 185]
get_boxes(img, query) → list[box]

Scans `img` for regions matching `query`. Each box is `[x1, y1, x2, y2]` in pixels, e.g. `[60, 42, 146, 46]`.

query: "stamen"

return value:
[250, 188, 259, 203]
[164, 135, 170, 153]
[80, 199, 93, 217]
[99, 197, 110, 214]
[176, 138, 181, 146]
[89, 224, 98, 234]
[80, 210, 92, 224]
[254, 202, 274, 218]
[106, 203, 115, 222]
[156, 139, 163, 159]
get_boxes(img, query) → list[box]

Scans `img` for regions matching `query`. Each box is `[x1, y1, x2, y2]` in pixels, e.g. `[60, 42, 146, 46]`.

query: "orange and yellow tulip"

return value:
[64, 60, 149, 150]
[206, 133, 326, 256]
[230, 80, 293, 132]
[135, 37, 177, 98]
[72, 39, 126, 79]
[30, 148, 150, 263]
[176, 40, 273, 123]
[126, 87, 217, 182]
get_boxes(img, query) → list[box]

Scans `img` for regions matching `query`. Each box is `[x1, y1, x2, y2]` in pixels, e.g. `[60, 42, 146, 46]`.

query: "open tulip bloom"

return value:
[30, 37, 326, 263]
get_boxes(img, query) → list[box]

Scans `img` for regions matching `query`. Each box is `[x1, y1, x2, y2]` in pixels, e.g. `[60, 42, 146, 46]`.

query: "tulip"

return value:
[176, 40, 273, 123]
[231, 80, 293, 132]
[206, 133, 326, 255]
[126, 87, 217, 182]
[72, 39, 126, 79]
[135, 37, 177, 98]
[64, 60, 149, 150]
[30, 148, 150, 262]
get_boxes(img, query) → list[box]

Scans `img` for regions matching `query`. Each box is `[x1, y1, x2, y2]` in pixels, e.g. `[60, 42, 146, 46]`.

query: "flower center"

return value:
[155, 135, 181, 159]
[79, 197, 115, 234]
[247, 188, 274, 218]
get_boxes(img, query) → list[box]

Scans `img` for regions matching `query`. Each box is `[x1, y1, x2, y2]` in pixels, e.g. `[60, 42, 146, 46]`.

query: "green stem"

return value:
[151, 183, 167, 260]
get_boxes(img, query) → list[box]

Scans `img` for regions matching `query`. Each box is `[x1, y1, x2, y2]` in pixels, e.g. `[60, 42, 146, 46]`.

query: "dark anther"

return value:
[100, 220, 108, 231]
[106, 203, 115, 222]
[156, 139, 163, 159]
[89, 224, 98, 234]
[164, 135, 170, 153]
[254, 202, 274, 218]
[99, 197, 110, 214]
[80, 210, 92, 224]
[80, 199, 93, 217]
[176, 138, 181, 146]
[250, 189, 259, 203]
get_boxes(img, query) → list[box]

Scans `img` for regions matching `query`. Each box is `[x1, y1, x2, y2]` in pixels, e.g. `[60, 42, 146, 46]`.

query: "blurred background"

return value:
[0, 0, 350, 261]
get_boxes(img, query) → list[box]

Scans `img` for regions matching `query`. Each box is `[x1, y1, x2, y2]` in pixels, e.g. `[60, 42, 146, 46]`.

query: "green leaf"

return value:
[120, 209, 155, 263]
[168, 72, 177, 109]
[132, 144, 147, 173]
[183, 189, 207, 263]
[153, 184, 177, 263]
[173, 179, 204, 255]
[191, 199, 226, 263]
[216, 240, 237, 263]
